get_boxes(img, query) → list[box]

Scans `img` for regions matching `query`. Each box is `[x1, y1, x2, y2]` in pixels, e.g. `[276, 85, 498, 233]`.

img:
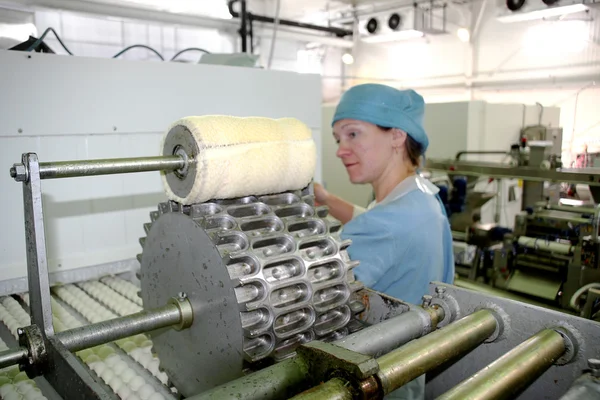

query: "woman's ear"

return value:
[391, 128, 407, 148]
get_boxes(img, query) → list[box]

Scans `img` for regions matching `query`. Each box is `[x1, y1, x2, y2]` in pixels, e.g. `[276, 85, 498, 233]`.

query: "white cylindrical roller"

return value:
[161, 116, 316, 204]
[517, 236, 573, 255]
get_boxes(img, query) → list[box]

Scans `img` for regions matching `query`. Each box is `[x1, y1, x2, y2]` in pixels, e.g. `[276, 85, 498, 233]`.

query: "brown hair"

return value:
[377, 126, 423, 167]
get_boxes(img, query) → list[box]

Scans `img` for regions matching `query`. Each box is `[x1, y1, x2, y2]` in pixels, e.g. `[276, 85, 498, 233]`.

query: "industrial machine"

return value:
[492, 201, 600, 317]
[426, 146, 600, 319]
[0, 114, 599, 400]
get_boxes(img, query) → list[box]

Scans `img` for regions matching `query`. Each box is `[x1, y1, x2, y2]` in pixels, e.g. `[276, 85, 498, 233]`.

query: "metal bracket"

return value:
[18, 325, 48, 378]
[15, 153, 116, 398]
[297, 340, 381, 399]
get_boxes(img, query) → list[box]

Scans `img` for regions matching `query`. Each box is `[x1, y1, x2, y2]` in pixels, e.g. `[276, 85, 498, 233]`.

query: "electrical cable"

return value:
[170, 47, 211, 62]
[267, 0, 281, 69]
[26, 27, 73, 55]
[113, 45, 164, 60]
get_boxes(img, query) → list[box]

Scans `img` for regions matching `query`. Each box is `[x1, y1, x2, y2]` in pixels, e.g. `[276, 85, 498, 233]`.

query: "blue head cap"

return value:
[331, 84, 428, 154]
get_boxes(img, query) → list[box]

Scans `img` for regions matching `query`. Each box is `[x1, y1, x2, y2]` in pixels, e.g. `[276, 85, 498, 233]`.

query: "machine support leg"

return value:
[436, 328, 567, 400]
[376, 309, 499, 395]
[22, 153, 54, 337]
[191, 307, 444, 400]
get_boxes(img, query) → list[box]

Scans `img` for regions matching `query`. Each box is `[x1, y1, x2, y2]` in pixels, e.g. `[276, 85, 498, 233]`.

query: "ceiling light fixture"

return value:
[457, 27, 470, 42]
[342, 52, 354, 65]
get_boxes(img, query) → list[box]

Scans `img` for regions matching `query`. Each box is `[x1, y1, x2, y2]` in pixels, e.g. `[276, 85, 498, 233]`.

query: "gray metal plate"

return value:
[426, 282, 600, 400]
[140, 212, 244, 397]
[162, 125, 199, 199]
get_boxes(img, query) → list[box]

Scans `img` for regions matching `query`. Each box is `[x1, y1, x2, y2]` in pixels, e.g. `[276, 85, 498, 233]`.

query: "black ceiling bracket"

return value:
[228, 0, 353, 53]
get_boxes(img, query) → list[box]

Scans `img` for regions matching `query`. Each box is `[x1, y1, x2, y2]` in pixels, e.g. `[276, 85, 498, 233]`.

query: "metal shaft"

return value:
[376, 309, 499, 395]
[0, 348, 28, 369]
[437, 328, 566, 400]
[290, 378, 354, 400]
[0, 299, 190, 369]
[191, 308, 441, 400]
[38, 155, 185, 179]
[56, 302, 183, 352]
[10, 155, 186, 180]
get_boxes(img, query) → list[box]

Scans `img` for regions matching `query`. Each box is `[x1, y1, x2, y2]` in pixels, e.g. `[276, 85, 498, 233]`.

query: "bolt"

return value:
[435, 286, 447, 295]
[18, 128, 23, 134]
[178, 292, 187, 300]
[589, 359, 600, 377]
[10, 164, 27, 182]
[421, 295, 433, 308]
[17, 327, 24, 336]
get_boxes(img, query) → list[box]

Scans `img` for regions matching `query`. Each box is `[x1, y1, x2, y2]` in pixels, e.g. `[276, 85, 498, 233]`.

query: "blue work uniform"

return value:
[341, 174, 455, 400]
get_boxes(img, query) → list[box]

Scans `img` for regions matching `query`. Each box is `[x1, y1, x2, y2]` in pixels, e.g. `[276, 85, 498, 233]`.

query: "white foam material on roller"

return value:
[517, 236, 573, 255]
[161, 116, 317, 204]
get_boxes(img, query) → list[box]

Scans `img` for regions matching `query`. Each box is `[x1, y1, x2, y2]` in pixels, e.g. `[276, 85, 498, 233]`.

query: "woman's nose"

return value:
[336, 142, 351, 158]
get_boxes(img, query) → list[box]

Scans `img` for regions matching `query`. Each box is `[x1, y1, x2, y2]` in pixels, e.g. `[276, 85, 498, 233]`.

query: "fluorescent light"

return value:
[361, 29, 424, 43]
[559, 198, 585, 206]
[497, 3, 589, 23]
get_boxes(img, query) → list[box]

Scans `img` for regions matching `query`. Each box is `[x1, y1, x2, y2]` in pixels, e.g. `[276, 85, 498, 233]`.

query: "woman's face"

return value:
[333, 119, 396, 184]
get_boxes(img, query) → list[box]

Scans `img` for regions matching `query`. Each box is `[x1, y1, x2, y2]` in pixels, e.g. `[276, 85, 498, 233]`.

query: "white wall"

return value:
[336, 1, 600, 164]
[32, 10, 235, 61]
[0, 50, 322, 281]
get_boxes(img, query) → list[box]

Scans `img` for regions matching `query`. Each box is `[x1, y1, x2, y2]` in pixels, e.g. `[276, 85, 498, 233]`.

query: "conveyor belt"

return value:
[0, 276, 173, 400]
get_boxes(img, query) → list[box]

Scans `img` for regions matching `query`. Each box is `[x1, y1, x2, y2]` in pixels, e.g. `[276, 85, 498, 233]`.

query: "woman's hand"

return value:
[313, 182, 329, 207]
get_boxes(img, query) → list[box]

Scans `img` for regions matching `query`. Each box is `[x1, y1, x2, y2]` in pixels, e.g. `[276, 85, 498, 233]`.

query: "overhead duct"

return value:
[497, 0, 594, 22]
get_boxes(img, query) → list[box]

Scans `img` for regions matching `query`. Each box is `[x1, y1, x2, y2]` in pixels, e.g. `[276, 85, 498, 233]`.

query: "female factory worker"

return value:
[315, 84, 454, 399]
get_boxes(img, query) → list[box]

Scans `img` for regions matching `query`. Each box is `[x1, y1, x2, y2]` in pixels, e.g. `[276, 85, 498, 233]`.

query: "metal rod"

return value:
[335, 307, 444, 358]
[455, 151, 509, 161]
[0, 300, 189, 369]
[56, 302, 182, 352]
[36, 155, 185, 179]
[290, 378, 353, 400]
[426, 159, 600, 186]
[0, 348, 28, 369]
[437, 329, 566, 400]
[191, 308, 439, 400]
[376, 309, 499, 395]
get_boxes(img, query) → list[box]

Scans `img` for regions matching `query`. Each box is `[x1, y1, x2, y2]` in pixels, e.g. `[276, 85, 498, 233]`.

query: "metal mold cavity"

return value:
[226, 256, 260, 280]
[273, 330, 315, 361]
[217, 196, 258, 205]
[314, 305, 351, 337]
[240, 308, 272, 332]
[243, 334, 274, 361]
[275, 204, 314, 219]
[288, 219, 326, 238]
[313, 285, 350, 312]
[234, 282, 266, 306]
[299, 238, 336, 260]
[252, 236, 295, 258]
[307, 260, 343, 284]
[240, 217, 284, 235]
[263, 259, 304, 284]
[190, 202, 222, 218]
[215, 232, 249, 256]
[270, 283, 311, 309]
[203, 215, 237, 231]
[228, 203, 271, 218]
[259, 193, 300, 206]
[320, 327, 349, 342]
[273, 308, 315, 339]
